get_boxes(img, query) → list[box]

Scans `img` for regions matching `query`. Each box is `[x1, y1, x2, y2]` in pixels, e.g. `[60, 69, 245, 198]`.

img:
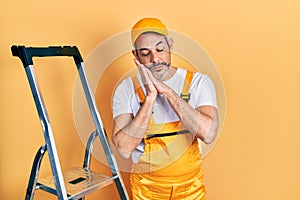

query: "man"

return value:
[112, 17, 218, 200]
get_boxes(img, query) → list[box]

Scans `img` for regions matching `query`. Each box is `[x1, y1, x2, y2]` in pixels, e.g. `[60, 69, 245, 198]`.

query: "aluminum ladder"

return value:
[11, 45, 129, 200]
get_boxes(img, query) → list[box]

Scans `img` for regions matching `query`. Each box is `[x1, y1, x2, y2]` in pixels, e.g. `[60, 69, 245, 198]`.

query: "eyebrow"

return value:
[155, 41, 163, 46]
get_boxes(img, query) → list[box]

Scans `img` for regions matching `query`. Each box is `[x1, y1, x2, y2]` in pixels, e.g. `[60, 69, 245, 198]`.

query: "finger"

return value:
[134, 59, 147, 77]
[134, 58, 143, 67]
[135, 63, 152, 86]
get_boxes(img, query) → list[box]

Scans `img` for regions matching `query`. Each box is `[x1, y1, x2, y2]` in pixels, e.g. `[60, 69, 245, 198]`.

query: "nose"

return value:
[150, 51, 161, 63]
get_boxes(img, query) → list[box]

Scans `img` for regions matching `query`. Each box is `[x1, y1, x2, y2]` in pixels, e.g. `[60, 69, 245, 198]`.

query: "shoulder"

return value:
[113, 77, 135, 96]
[176, 67, 187, 75]
[172, 67, 187, 81]
[176, 67, 210, 83]
[191, 71, 213, 85]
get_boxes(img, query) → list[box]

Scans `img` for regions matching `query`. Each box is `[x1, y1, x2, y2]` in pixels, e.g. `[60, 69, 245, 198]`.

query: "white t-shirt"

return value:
[112, 68, 218, 161]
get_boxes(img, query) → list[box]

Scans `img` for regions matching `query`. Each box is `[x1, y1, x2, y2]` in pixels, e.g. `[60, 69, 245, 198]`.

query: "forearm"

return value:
[161, 86, 218, 144]
[181, 100, 218, 144]
[113, 96, 155, 158]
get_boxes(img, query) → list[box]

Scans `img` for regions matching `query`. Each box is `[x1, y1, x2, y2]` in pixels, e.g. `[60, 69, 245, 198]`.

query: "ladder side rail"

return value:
[25, 66, 68, 200]
[76, 62, 116, 172]
[76, 62, 129, 200]
[83, 131, 98, 170]
[25, 144, 47, 200]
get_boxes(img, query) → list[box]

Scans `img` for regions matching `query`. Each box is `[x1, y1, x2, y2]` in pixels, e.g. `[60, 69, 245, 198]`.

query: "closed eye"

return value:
[140, 49, 150, 56]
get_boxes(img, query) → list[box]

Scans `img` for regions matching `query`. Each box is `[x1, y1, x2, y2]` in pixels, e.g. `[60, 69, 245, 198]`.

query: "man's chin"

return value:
[152, 69, 169, 80]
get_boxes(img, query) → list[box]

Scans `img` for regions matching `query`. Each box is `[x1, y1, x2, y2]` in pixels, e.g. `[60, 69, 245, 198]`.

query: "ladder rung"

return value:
[37, 166, 117, 199]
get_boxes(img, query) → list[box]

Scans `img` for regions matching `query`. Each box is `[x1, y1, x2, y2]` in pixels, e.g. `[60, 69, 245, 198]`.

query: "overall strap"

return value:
[132, 76, 145, 104]
[180, 70, 194, 103]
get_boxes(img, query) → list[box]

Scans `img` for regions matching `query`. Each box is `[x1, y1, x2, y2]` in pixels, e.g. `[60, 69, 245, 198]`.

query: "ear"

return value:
[167, 37, 174, 52]
[132, 49, 139, 60]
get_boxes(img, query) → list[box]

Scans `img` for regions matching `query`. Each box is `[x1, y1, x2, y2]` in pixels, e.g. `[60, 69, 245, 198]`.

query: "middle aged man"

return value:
[112, 17, 219, 200]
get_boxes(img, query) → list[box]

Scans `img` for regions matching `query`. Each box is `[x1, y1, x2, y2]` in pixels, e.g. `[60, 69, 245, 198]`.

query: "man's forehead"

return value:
[135, 33, 167, 49]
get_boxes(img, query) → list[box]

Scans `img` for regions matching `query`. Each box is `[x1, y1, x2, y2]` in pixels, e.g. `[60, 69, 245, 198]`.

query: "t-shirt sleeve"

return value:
[112, 79, 133, 118]
[192, 73, 218, 109]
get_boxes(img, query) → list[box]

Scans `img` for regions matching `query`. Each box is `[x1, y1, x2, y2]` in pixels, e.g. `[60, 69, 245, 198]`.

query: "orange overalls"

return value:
[130, 71, 206, 200]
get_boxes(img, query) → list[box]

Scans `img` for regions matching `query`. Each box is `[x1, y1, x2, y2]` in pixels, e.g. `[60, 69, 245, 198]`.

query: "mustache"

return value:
[148, 62, 170, 70]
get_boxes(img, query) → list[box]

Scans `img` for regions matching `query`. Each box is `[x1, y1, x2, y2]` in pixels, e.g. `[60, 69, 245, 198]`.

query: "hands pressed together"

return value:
[134, 58, 166, 99]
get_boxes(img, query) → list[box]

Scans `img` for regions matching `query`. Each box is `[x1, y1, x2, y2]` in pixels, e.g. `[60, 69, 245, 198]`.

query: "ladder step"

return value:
[37, 166, 117, 199]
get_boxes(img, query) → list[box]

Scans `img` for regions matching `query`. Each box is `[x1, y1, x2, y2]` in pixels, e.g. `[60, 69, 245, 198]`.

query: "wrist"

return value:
[145, 94, 156, 105]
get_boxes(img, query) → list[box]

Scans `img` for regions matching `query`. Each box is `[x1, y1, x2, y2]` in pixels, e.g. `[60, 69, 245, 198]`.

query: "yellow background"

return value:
[1, 0, 299, 199]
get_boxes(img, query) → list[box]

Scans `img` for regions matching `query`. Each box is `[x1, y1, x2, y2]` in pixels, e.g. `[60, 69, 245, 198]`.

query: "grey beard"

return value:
[149, 63, 171, 80]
